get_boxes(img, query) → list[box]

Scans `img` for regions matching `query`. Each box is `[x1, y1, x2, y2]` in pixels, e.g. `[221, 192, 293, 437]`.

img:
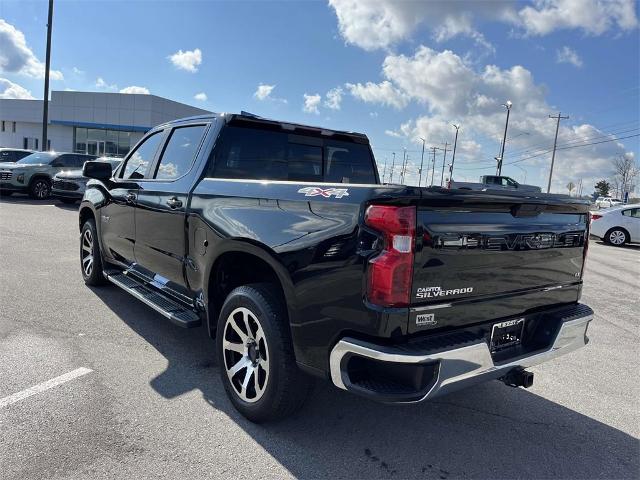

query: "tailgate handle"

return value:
[511, 204, 544, 217]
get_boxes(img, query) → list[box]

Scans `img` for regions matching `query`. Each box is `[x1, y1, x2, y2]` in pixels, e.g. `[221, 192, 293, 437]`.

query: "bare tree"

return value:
[612, 155, 639, 198]
[566, 181, 575, 196]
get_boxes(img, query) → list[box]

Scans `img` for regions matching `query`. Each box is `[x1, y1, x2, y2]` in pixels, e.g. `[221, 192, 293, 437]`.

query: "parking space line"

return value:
[0, 367, 93, 409]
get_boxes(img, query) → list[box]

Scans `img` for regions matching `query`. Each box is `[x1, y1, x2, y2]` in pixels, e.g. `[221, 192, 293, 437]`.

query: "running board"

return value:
[105, 271, 201, 328]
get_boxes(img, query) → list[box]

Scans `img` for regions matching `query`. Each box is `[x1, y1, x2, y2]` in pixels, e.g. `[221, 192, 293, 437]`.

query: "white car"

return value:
[595, 196, 623, 209]
[590, 205, 640, 246]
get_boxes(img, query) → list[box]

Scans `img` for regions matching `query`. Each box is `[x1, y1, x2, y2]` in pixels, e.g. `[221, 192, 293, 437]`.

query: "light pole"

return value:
[389, 152, 396, 183]
[440, 142, 449, 187]
[418, 137, 426, 187]
[449, 124, 460, 181]
[496, 101, 512, 175]
[41, 0, 54, 151]
[400, 147, 407, 184]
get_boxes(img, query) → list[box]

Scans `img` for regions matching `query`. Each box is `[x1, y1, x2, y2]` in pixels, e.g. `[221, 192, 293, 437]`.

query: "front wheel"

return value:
[216, 284, 312, 423]
[80, 219, 107, 285]
[29, 178, 51, 199]
[605, 228, 628, 246]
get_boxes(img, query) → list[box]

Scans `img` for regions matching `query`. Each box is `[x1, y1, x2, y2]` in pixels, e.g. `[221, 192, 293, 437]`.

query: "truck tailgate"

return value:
[409, 193, 589, 333]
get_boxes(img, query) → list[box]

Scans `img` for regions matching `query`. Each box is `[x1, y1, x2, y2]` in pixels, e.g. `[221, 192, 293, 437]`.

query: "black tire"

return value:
[80, 219, 107, 286]
[60, 198, 77, 205]
[29, 178, 51, 199]
[216, 283, 312, 423]
[604, 228, 628, 246]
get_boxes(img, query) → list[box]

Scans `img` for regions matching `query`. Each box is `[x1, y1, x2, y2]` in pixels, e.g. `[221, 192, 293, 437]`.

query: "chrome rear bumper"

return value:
[330, 305, 592, 403]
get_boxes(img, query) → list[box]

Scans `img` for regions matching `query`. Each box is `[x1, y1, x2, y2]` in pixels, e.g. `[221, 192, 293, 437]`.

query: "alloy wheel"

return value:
[609, 230, 626, 245]
[81, 229, 94, 276]
[222, 307, 270, 403]
[34, 180, 50, 199]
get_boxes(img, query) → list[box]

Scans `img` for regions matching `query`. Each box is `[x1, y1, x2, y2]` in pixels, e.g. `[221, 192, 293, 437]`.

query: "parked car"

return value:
[52, 156, 122, 204]
[449, 175, 542, 193]
[590, 205, 639, 245]
[0, 151, 97, 199]
[0, 148, 35, 163]
[79, 112, 593, 422]
[594, 196, 623, 209]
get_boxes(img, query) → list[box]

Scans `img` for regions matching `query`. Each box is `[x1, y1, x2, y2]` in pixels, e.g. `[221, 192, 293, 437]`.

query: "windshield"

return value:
[17, 152, 56, 165]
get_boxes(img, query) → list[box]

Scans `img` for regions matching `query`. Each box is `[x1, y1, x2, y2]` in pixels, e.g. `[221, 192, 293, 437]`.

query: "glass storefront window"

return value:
[73, 126, 136, 157]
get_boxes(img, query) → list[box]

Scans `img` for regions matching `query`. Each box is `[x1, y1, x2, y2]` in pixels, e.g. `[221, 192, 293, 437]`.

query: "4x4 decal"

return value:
[298, 187, 349, 198]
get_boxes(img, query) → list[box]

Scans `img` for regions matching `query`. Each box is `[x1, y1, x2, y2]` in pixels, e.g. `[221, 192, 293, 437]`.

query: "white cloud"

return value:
[72, 67, 84, 75]
[0, 77, 34, 99]
[95, 77, 117, 91]
[194, 92, 207, 101]
[518, 0, 638, 36]
[0, 19, 63, 80]
[168, 48, 202, 73]
[329, 0, 637, 51]
[355, 44, 633, 192]
[324, 87, 343, 110]
[556, 46, 584, 67]
[119, 85, 150, 94]
[254, 84, 275, 100]
[303, 93, 322, 114]
[345, 80, 409, 109]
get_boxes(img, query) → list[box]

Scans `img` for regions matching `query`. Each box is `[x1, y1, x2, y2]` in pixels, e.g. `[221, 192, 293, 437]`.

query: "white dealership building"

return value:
[0, 90, 209, 157]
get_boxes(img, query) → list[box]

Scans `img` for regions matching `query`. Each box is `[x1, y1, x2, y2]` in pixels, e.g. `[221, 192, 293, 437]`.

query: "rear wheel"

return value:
[80, 219, 107, 285]
[29, 178, 51, 199]
[605, 228, 628, 246]
[216, 284, 312, 422]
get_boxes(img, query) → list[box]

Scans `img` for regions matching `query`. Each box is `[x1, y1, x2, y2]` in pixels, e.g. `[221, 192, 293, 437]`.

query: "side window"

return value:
[154, 125, 206, 180]
[54, 154, 75, 167]
[622, 209, 640, 218]
[122, 131, 163, 180]
[0, 151, 13, 162]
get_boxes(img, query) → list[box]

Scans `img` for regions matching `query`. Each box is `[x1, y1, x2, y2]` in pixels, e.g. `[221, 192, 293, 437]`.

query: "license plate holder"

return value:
[490, 318, 525, 352]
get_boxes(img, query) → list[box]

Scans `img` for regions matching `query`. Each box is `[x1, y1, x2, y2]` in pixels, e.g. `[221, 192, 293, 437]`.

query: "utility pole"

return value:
[496, 101, 512, 175]
[418, 137, 426, 187]
[41, 0, 54, 151]
[381, 157, 387, 183]
[400, 148, 407, 184]
[547, 111, 569, 193]
[389, 152, 396, 183]
[449, 125, 460, 180]
[429, 146, 438, 187]
[440, 142, 449, 187]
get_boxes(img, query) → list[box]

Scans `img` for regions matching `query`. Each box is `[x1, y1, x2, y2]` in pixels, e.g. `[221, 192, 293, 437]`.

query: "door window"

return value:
[154, 125, 207, 180]
[121, 132, 163, 180]
[54, 154, 77, 167]
[622, 208, 640, 218]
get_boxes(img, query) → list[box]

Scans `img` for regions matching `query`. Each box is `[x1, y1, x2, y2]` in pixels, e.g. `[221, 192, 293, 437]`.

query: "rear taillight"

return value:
[582, 212, 591, 278]
[364, 205, 416, 307]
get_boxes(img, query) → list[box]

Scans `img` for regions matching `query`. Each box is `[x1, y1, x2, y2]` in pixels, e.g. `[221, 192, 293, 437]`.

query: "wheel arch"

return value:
[204, 244, 296, 340]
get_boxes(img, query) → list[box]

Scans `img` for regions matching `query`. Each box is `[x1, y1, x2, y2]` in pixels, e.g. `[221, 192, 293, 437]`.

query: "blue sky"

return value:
[1, 0, 639, 194]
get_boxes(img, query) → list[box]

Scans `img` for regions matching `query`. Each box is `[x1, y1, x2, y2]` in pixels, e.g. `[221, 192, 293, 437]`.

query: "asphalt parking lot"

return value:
[0, 197, 638, 480]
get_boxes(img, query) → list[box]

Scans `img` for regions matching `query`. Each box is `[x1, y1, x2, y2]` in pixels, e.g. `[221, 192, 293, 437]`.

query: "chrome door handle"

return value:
[166, 197, 182, 209]
[125, 192, 136, 203]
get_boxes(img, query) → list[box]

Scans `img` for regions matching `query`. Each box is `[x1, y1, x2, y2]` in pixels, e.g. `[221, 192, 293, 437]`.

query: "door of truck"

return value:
[99, 130, 164, 266]
[133, 123, 209, 292]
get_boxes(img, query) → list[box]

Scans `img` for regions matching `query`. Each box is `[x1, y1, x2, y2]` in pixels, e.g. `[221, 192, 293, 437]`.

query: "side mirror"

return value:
[83, 161, 113, 181]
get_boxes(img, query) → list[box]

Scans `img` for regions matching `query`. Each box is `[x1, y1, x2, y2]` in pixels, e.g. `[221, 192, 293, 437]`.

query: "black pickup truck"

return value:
[79, 112, 593, 422]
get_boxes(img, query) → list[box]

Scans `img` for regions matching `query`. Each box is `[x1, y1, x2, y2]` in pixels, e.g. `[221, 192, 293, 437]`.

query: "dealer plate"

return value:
[490, 318, 525, 352]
